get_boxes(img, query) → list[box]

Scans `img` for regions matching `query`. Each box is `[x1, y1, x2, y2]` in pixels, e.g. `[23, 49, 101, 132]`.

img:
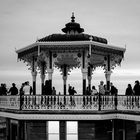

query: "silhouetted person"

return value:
[86, 87, 91, 95]
[19, 83, 25, 96]
[125, 84, 133, 95]
[71, 87, 77, 95]
[43, 80, 52, 95]
[0, 84, 3, 96]
[69, 86, 77, 95]
[68, 84, 72, 95]
[110, 82, 118, 95]
[0, 83, 7, 95]
[8, 83, 18, 95]
[133, 80, 140, 95]
[52, 87, 56, 95]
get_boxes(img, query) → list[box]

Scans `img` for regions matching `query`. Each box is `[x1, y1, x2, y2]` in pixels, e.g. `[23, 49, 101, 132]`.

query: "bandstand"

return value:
[1, 14, 140, 140]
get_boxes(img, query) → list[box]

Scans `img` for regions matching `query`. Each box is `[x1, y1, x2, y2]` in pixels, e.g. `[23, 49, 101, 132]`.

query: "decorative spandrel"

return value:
[37, 51, 48, 73]
[103, 54, 124, 73]
[53, 53, 82, 75]
[88, 54, 105, 68]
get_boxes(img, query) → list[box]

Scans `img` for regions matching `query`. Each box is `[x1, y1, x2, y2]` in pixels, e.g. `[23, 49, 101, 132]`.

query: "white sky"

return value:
[0, 0, 140, 94]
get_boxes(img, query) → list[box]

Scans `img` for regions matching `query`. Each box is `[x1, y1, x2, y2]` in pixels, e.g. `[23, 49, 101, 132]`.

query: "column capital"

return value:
[31, 71, 37, 82]
[81, 68, 87, 79]
[63, 76, 67, 81]
[47, 69, 53, 80]
[31, 71, 37, 76]
[40, 74, 45, 82]
[105, 70, 112, 75]
[88, 76, 92, 81]
[81, 68, 87, 73]
[47, 68, 54, 73]
[105, 71, 111, 82]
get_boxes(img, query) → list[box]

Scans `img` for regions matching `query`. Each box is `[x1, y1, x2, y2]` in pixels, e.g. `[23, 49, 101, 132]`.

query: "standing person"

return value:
[91, 86, 98, 95]
[98, 81, 105, 95]
[110, 82, 118, 95]
[125, 84, 133, 95]
[133, 80, 140, 95]
[0, 84, 3, 96]
[43, 80, 52, 95]
[104, 85, 109, 95]
[71, 87, 77, 95]
[1, 83, 7, 95]
[68, 84, 72, 95]
[8, 83, 18, 95]
[52, 87, 56, 95]
[19, 83, 25, 96]
[86, 87, 91, 95]
[23, 81, 32, 95]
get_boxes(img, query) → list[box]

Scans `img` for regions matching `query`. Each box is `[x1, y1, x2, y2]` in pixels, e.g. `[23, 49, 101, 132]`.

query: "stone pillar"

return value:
[32, 71, 37, 95]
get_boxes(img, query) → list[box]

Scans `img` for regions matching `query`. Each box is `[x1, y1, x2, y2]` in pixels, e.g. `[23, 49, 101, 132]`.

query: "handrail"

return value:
[0, 95, 140, 112]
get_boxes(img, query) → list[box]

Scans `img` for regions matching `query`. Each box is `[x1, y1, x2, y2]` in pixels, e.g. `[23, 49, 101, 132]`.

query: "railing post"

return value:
[115, 94, 118, 110]
[98, 93, 101, 111]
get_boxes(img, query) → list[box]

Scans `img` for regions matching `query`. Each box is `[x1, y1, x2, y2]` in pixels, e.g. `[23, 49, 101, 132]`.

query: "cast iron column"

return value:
[82, 51, 87, 95]
[88, 66, 92, 91]
[48, 51, 53, 91]
[31, 56, 37, 95]
[40, 62, 45, 94]
[105, 55, 111, 94]
[63, 64, 67, 95]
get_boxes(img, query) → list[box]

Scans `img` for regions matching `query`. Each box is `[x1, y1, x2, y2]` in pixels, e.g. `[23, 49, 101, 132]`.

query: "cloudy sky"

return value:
[0, 0, 140, 94]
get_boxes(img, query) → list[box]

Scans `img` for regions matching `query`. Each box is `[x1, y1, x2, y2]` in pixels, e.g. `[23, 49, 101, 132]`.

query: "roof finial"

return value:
[71, 12, 75, 22]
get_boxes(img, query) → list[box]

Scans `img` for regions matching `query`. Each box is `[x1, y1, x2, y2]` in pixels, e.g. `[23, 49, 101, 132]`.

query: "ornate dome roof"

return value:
[38, 33, 107, 44]
[38, 13, 108, 44]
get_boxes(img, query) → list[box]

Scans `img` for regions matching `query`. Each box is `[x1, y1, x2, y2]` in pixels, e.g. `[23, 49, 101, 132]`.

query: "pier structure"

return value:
[1, 14, 140, 140]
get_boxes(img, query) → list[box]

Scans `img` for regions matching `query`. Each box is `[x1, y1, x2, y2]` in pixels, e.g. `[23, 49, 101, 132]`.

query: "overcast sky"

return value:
[0, 0, 140, 93]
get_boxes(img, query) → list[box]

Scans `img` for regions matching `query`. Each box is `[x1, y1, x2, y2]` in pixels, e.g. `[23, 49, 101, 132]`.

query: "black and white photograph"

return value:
[0, 0, 140, 140]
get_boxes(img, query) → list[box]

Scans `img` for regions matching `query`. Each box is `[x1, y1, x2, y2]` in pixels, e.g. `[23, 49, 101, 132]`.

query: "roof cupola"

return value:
[62, 13, 84, 34]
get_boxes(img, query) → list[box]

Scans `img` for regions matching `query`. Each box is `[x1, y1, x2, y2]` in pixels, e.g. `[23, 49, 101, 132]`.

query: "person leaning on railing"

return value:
[8, 83, 18, 95]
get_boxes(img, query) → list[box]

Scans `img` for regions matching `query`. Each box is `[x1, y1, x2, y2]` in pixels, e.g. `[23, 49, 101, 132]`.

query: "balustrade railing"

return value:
[0, 95, 140, 112]
[0, 95, 20, 110]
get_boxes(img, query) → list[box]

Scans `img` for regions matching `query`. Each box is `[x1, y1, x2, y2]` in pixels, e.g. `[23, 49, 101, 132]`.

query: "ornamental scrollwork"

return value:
[53, 52, 82, 75]
[103, 54, 123, 73]
[36, 51, 48, 73]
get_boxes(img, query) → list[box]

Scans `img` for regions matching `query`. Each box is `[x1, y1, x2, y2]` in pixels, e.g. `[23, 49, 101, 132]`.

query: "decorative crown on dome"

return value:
[62, 12, 84, 34]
